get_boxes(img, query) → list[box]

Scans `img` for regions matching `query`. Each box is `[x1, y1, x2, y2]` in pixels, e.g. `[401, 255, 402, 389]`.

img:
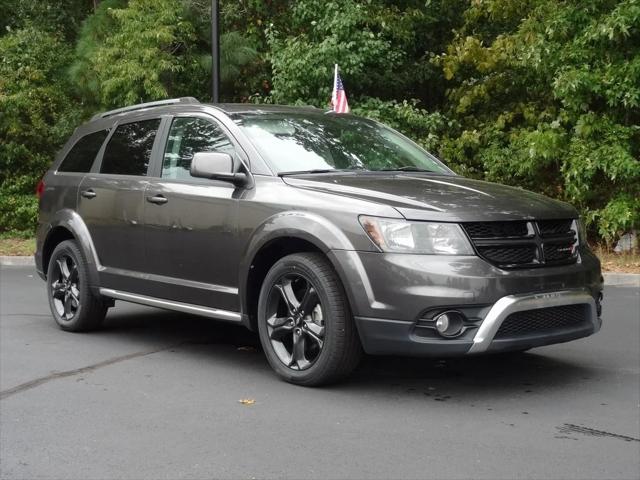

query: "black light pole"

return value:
[211, 0, 220, 103]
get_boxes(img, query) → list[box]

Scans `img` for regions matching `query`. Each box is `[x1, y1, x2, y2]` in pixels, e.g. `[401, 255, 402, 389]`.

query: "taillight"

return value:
[36, 179, 45, 199]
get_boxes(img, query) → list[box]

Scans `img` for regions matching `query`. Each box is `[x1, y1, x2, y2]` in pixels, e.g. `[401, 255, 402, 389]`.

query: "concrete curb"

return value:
[1, 256, 639, 286]
[0, 256, 35, 266]
[603, 272, 640, 287]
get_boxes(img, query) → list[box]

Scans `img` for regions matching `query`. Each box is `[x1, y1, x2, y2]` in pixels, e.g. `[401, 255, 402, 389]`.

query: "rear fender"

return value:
[42, 209, 101, 287]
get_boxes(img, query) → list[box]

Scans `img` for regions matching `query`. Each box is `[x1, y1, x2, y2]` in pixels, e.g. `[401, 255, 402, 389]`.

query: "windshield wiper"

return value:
[377, 166, 434, 172]
[278, 168, 361, 176]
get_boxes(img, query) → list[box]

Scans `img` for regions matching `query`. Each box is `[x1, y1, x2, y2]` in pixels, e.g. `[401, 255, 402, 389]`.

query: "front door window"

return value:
[162, 117, 236, 180]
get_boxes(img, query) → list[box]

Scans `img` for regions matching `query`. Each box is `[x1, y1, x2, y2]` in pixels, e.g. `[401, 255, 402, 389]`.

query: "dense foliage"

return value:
[0, 27, 83, 232]
[0, 0, 638, 242]
[438, 0, 640, 241]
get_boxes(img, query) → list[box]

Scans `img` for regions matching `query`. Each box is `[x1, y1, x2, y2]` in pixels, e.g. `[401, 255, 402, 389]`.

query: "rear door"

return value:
[43, 128, 111, 223]
[78, 117, 164, 293]
[142, 114, 246, 310]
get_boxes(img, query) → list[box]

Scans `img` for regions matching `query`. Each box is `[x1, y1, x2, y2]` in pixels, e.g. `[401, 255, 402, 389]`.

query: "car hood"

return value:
[282, 172, 577, 222]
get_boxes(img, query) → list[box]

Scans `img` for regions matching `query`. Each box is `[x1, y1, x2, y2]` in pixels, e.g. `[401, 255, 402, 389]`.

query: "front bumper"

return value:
[353, 289, 600, 356]
[329, 248, 603, 356]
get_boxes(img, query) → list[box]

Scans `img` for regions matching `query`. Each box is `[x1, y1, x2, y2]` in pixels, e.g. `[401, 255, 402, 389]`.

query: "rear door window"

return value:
[100, 119, 161, 175]
[162, 117, 236, 180]
[58, 130, 109, 173]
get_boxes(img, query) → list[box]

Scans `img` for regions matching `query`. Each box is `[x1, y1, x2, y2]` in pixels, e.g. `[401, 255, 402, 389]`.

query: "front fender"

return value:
[238, 211, 360, 316]
[244, 211, 356, 255]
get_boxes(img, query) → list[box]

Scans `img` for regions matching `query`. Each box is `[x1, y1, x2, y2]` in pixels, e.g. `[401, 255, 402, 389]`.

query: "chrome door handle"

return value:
[80, 189, 96, 199]
[146, 194, 168, 205]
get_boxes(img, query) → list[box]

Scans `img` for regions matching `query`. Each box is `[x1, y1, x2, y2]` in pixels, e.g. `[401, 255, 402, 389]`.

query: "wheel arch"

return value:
[41, 209, 100, 287]
[42, 227, 75, 278]
[239, 212, 359, 332]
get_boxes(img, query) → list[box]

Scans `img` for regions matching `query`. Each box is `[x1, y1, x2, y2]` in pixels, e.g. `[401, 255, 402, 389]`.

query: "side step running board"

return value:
[99, 288, 242, 323]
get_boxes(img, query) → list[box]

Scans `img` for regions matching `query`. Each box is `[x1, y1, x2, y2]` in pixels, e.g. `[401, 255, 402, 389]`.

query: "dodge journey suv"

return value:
[36, 97, 603, 385]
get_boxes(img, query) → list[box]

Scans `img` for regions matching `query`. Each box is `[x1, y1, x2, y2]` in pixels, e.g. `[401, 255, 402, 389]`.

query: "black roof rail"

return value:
[91, 97, 201, 120]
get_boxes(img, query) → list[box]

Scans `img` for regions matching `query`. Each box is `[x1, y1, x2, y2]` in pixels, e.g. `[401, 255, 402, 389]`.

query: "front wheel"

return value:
[257, 253, 362, 386]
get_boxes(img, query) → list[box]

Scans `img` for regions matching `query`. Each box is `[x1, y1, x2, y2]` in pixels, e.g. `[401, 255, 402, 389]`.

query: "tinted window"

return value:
[100, 119, 161, 175]
[162, 117, 236, 179]
[59, 130, 109, 173]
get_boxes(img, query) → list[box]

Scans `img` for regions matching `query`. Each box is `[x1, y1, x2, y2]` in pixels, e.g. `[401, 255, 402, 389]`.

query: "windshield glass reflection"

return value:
[233, 113, 450, 175]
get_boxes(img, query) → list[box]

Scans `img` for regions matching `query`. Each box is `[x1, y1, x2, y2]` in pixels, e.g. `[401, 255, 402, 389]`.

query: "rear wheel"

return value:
[257, 253, 362, 386]
[46, 240, 107, 332]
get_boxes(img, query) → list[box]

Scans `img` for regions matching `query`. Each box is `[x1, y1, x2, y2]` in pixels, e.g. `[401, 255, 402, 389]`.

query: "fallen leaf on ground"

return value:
[237, 346, 257, 352]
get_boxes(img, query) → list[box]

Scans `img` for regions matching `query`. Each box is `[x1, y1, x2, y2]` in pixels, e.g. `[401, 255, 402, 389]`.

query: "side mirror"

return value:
[190, 152, 249, 187]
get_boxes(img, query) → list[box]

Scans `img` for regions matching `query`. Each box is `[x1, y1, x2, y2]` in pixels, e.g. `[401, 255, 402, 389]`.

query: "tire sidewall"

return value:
[46, 240, 90, 331]
[257, 255, 345, 384]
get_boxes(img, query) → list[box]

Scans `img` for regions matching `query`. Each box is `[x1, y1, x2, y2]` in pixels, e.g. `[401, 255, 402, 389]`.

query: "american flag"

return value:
[331, 64, 350, 114]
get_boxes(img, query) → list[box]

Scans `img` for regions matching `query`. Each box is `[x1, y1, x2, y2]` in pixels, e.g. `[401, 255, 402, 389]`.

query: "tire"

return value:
[257, 252, 362, 386]
[46, 240, 108, 332]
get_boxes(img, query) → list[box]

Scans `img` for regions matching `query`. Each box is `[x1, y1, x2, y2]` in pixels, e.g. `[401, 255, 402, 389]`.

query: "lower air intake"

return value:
[495, 304, 589, 338]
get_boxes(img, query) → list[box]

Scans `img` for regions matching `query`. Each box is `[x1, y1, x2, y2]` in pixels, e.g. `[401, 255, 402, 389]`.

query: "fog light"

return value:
[434, 311, 465, 337]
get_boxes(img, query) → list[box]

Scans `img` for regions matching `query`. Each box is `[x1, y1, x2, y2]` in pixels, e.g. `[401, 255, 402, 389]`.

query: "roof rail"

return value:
[91, 97, 201, 120]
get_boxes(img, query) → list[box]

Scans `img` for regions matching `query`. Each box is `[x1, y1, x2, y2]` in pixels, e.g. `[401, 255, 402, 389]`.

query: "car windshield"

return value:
[233, 112, 451, 175]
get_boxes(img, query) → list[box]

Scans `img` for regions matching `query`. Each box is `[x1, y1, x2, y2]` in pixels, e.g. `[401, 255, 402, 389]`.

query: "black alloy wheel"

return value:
[47, 240, 108, 332]
[265, 273, 325, 370]
[257, 252, 362, 386]
[50, 253, 80, 321]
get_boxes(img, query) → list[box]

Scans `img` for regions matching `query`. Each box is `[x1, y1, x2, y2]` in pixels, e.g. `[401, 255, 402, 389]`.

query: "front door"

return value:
[143, 115, 245, 311]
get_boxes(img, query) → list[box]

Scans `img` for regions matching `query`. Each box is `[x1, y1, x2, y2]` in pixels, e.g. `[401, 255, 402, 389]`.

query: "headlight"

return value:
[359, 216, 474, 255]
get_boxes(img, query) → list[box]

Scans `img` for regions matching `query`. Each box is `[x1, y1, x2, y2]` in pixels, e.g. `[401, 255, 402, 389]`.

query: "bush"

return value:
[2, 0, 637, 244]
[0, 192, 38, 235]
[0, 26, 83, 234]
[352, 98, 450, 153]
[437, 0, 640, 243]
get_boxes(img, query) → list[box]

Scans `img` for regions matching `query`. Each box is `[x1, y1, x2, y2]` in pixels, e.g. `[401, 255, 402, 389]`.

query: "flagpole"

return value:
[332, 64, 338, 111]
[211, 0, 220, 103]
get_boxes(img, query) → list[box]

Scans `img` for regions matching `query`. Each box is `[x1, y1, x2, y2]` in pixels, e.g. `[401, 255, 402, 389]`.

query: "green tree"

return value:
[0, 0, 92, 40]
[438, 0, 640, 241]
[0, 27, 82, 233]
[70, 0, 261, 107]
[2, 0, 638, 243]
[267, 0, 466, 107]
[70, 0, 200, 107]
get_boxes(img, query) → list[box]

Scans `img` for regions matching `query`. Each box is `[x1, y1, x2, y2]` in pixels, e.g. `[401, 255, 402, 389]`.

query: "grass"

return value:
[0, 236, 35, 256]
[0, 234, 638, 273]
[593, 245, 640, 274]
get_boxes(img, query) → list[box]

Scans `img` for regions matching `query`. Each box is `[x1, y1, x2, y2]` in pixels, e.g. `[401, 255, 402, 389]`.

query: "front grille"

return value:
[462, 219, 577, 269]
[495, 304, 589, 338]
[463, 221, 528, 239]
[543, 243, 575, 262]
[538, 219, 573, 236]
[477, 245, 537, 264]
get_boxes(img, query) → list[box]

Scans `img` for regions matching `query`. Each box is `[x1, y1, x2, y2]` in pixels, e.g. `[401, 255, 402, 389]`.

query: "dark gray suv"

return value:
[35, 97, 603, 385]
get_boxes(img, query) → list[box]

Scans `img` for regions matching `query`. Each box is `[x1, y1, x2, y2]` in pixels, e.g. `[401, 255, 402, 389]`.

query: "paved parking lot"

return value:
[1, 265, 639, 479]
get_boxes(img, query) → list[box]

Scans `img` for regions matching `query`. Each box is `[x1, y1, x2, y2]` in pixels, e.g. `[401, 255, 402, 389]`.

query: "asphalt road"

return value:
[1, 265, 639, 480]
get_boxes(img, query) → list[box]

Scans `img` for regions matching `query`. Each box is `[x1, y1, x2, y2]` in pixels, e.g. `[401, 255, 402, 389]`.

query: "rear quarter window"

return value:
[100, 119, 161, 176]
[58, 129, 109, 173]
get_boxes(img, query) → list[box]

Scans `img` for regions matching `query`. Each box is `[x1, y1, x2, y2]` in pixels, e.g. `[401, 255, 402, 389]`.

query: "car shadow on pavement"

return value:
[100, 307, 596, 400]
[103, 307, 262, 349]
[349, 352, 594, 398]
